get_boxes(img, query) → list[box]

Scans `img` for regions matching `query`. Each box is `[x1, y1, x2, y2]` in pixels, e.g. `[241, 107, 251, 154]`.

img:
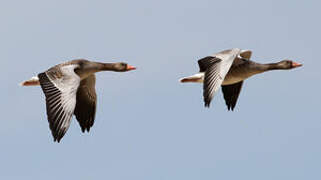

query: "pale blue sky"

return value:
[1, 0, 320, 179]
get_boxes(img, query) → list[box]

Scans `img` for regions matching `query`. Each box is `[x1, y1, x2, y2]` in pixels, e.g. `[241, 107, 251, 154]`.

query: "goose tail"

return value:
[20, 76, 40, 86]
[179, 73, 204, 83]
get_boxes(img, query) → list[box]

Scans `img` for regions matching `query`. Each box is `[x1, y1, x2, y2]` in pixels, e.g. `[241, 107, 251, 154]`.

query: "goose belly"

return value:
[222, 75, 246, 85]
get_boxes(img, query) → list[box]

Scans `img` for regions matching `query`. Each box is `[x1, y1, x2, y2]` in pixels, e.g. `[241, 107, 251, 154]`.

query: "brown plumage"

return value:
[180, 48, 302, 110]
[21, 59, 136, 142]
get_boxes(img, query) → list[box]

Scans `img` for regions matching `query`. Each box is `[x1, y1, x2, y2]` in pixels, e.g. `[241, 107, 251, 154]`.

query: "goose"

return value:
[21, 59, 136, 142]
[179, 48, 302, 110]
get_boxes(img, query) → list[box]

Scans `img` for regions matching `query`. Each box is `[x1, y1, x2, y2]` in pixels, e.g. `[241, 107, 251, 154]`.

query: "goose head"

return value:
[74, 60, 136, 79]
[76, 60, 136, 72]
[276, 60, 302, 69]
[111, 62, 137, 72]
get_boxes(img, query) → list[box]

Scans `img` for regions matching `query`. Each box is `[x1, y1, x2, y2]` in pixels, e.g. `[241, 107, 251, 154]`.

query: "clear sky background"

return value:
[1, 0, 320, 179]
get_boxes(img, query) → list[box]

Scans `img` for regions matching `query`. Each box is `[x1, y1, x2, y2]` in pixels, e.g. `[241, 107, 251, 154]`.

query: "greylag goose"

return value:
[21, 59, 136, 142]
[179, 48, 302, 110]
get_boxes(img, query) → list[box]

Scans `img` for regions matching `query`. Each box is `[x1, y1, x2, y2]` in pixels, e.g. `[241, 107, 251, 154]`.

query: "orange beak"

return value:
[292, 61, 303, 68]
[126, 65, 136, 71]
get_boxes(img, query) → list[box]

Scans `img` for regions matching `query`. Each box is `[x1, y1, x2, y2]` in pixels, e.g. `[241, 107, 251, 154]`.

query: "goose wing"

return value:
[221, 81, 243, 111]
[74, 74, 97, 133]
[38, 64, 80, 142]
[199, 48, 241, 107]
[220, 49, 251, 110]
[238, 49, 252, 60]
[198, 56, 219, 72]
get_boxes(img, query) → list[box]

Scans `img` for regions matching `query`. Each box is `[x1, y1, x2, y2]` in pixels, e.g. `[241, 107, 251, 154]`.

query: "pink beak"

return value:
[292, 61, 303, 68]
[126, 65, 137, 70]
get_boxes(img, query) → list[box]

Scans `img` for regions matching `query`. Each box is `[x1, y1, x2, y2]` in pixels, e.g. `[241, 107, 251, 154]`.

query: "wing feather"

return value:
[74, 74, 97, 133]
[38, 65, 80, 142]
[203, 61, 222, 107]
[201, 48, 241, 107]
[221, 81, 243, 111]
[198, 56, 220, 72]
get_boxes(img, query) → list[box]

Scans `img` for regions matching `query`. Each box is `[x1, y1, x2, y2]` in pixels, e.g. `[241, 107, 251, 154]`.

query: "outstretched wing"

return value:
[198, 56, 221, 72]
[74, 74, 97, 133]
[203, 60, 223, 107]
[221, 81, 243, 111]
[38, 64, 80, 142]
[201, 49, 241, 107]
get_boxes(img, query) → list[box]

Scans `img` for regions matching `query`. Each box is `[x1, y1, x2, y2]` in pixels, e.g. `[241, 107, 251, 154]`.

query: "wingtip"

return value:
[56, 137, 62, 143]
[53, 137, 59, 143]
[231, 105, 236, 111]
[226, 105, 236, 111]
[81, 127, 91, 133]
[53, 132, 63, 143]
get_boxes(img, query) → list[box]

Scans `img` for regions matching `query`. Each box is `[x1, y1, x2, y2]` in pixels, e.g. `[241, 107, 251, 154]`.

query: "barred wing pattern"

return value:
[199, 49, 241, 107]
[38, 65, 80, 142]
[201, 58, 222, 107]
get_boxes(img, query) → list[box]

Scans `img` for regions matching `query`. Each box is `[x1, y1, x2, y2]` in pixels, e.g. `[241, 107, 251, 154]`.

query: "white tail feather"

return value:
[20, 76, 40, 86]
[179, 73, 204, 83]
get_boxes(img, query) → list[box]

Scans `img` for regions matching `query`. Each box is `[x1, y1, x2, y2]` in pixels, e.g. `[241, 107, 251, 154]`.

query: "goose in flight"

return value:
[21, 59, 136, 142]
[179, 48, 302, 110]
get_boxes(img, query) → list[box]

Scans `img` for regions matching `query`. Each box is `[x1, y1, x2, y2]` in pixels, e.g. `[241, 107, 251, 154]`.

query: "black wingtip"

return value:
[222, 81, 243, 112]
[52, 129, 65, 143]
[204, 102, 210, 108]
[227, 106, 236, 111]
[53, 137, 61, 143]
[81, 126, 91, 133]
[231, 104, 236, 111]
[204, 98, 212, 108]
